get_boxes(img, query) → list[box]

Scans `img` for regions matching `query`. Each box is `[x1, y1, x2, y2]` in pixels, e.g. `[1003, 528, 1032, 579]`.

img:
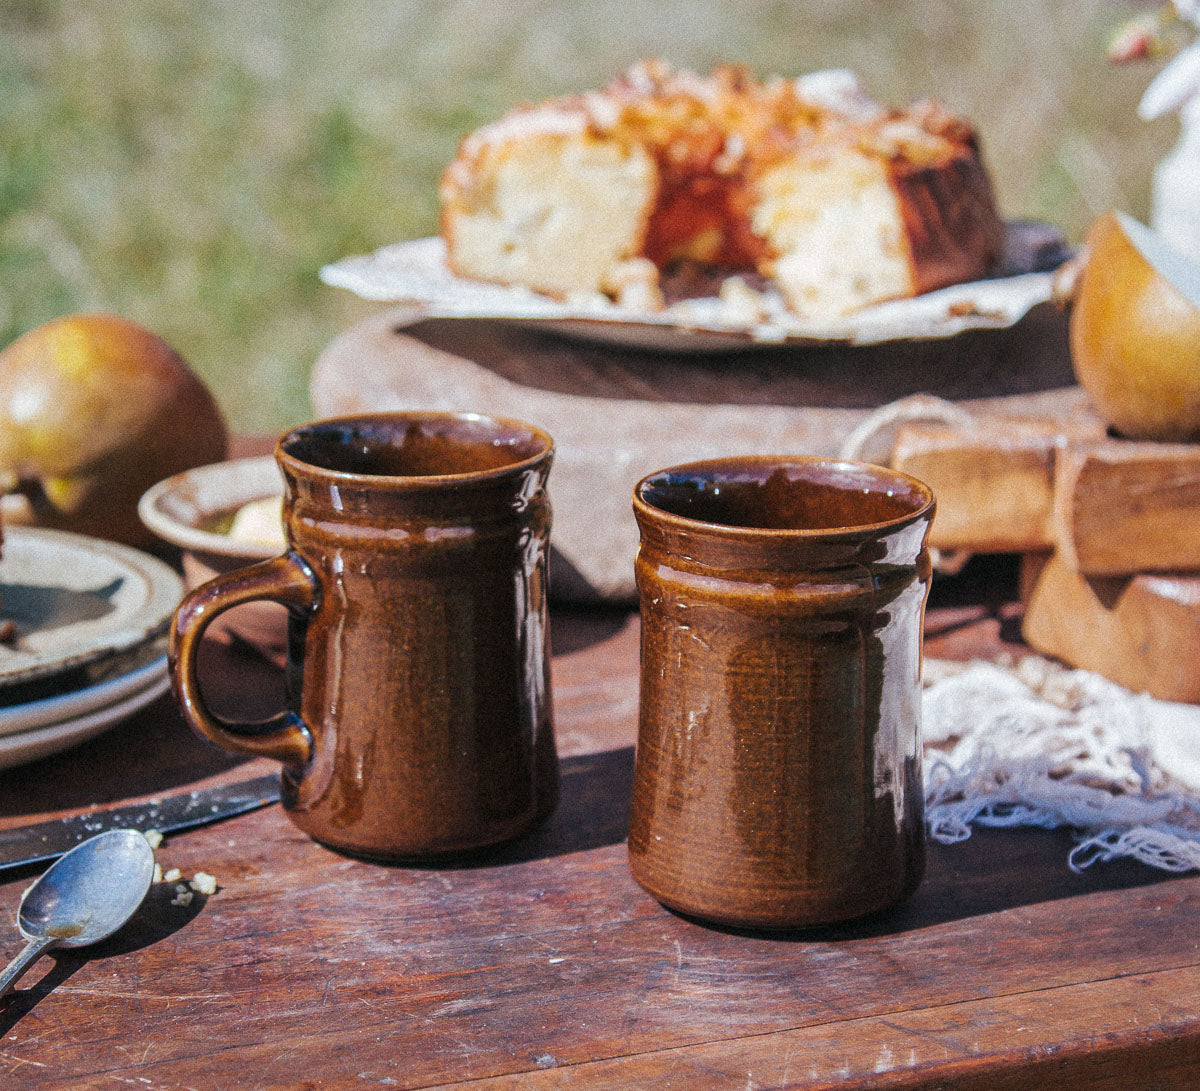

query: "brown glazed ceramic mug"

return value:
[629, 456, 935, 929]
[169, 412, 558, 861]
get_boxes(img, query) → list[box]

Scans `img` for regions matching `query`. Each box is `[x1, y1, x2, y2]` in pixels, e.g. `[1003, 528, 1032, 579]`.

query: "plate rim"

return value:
[319, 227, 1066, 351]
[0, 526, 184, 689]
[0, 653, 168, 738]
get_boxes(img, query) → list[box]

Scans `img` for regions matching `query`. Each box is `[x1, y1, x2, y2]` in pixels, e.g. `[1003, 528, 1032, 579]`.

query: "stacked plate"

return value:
[0, 527, 183, 770]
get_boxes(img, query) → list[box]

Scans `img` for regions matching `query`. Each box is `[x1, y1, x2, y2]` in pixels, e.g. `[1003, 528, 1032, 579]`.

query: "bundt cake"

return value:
[439, 61, 1004, 321]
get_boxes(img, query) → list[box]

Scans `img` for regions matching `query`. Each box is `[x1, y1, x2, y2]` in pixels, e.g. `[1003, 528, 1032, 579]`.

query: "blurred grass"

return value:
[0, 0, 1182, 432]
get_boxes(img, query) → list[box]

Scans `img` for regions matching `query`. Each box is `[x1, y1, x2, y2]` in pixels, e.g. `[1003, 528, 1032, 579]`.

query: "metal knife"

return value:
[0, 774, 281, 872]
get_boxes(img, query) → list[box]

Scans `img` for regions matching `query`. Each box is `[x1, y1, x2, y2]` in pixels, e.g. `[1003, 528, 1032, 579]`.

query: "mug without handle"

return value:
[169, 552, 318, 770]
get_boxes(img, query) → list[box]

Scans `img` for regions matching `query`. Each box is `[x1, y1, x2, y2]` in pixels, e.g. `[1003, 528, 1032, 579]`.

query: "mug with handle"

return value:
[169, 411, 558, 861]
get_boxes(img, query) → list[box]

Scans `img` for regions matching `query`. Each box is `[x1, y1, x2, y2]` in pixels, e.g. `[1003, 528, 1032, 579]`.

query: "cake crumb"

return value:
[142, 830, 163, 849]
[605, 258, 665, 311]
[190, 872, 218, 895]
[162, 867, 182, 883]
[152, 863, 163, 883]
[171, 885, 194, 907]
[718, 276, 769, 325]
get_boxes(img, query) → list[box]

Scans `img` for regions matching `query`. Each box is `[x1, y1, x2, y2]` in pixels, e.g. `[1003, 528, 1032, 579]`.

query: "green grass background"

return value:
[0, 0, 1180, 432]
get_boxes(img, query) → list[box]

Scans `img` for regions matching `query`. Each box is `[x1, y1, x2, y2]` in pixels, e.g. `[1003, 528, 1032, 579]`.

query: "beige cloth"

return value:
[923, 654, 1200, 872]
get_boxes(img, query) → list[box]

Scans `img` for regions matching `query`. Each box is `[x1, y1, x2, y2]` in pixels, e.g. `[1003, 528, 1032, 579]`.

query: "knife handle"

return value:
[169, 552, 317, 770]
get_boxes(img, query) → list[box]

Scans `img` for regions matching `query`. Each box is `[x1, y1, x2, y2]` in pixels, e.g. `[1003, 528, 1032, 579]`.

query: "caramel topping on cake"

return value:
[439, 60, 1002, 319]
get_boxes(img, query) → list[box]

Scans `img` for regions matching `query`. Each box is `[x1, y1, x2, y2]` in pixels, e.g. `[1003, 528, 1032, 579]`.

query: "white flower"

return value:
[1140, 39, 1200, 118]
[1174, 0, 1200, 28]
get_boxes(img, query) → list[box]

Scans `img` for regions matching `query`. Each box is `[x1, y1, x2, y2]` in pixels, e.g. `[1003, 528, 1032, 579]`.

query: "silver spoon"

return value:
[0, 829, 155, 998]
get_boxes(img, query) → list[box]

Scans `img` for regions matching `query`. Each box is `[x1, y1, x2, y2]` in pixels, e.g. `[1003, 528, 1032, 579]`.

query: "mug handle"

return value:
[169, 552, 319, 770]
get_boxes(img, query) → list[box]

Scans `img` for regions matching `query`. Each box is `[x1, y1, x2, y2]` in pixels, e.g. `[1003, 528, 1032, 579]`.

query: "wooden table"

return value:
[1, 574, 1198, 1088]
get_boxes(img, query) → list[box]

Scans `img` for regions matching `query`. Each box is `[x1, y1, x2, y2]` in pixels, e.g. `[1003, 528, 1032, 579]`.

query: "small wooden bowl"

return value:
[138, 456, 286, 652]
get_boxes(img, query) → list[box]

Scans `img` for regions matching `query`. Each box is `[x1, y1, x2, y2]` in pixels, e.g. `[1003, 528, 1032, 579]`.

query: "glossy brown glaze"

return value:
[629, 456, 935, 929]
[170, 412, 558, 861]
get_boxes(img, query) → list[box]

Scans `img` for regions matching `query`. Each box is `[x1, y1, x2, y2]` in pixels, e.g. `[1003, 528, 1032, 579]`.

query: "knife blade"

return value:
[0, 774, 281, 872]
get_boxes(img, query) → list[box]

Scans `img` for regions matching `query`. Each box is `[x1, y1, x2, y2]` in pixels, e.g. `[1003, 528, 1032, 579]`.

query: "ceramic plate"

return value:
[319, 223, 1070, 352]
[0, 527, 183, 690]
[0, 653, 168, 738]
[0, 672, 171, 771]
[138, 455, 283, 561]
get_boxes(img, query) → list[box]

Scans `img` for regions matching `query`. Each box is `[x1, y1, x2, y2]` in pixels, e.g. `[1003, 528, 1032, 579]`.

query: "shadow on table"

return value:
[688, 825, 1182, 943]
[315, 739, 1185, 940]
[419, 746, 637, 870]
[897, 826, 1181, 934]
[0, 882, 207, 1032]
[549, 603, 633, 656]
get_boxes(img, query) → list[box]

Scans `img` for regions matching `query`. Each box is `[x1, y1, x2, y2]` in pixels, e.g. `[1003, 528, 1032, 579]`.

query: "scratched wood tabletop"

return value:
[0, 568, 1198, 1089]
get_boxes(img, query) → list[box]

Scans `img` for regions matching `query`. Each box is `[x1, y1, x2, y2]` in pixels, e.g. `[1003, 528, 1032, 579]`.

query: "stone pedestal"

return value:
[311, 305, 1081, 602]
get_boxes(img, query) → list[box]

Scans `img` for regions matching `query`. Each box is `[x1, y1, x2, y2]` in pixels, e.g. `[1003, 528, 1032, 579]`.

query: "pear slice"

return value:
[227, 495, 285, 548]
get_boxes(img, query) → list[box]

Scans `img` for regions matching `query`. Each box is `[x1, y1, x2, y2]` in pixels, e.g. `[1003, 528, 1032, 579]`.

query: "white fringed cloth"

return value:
[922, 655, 1200, 873]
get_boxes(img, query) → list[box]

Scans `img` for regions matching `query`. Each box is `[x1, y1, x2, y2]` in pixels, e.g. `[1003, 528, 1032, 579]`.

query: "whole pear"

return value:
[0, 314, 229, 546]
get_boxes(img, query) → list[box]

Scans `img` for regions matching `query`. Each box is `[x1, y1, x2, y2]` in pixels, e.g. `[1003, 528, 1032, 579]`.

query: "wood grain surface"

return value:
[0, 579, 1197, 1088]
[1053, 441, 1200, 576]
[1022, 553, 1200, 703]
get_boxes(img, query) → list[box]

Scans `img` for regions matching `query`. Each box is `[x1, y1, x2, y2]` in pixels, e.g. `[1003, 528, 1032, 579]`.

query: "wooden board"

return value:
[1022, 553, 1200, 702]
[889, 416, 1200, 584]
[892, 416, 1200, 695]
[3, 575, 1200, 1087]
[1054, 441, 1200, 576]
[891, 415, 1105, 553]
[310, 306, 1080, 603]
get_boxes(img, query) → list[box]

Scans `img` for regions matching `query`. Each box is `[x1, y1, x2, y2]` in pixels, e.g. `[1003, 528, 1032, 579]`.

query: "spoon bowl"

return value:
[0, 829, 155, 998]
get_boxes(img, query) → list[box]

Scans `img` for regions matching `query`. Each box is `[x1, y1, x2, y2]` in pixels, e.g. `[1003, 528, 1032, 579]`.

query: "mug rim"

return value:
[275, 411, 555, 488]
[632, 455, 935, 540]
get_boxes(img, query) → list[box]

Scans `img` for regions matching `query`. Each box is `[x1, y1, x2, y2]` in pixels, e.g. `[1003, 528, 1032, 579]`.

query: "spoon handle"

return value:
[0, 936, 58, 998]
